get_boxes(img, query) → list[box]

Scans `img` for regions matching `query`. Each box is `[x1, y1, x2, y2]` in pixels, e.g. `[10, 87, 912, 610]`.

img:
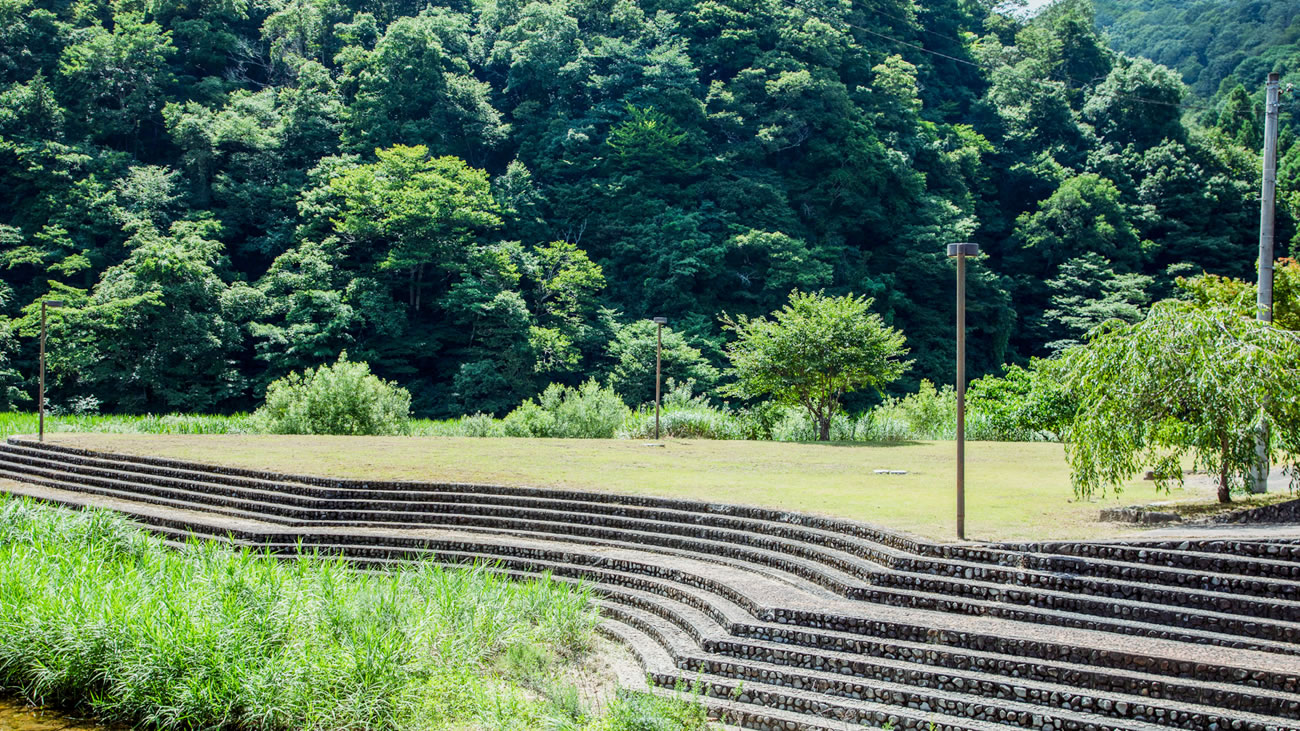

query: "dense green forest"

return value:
[1093, 0, 1300, 100]
[0, 0, 1294, 417]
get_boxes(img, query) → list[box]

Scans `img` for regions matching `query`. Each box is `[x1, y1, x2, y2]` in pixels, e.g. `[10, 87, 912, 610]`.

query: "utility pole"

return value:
[1251, 72, 1282, 494]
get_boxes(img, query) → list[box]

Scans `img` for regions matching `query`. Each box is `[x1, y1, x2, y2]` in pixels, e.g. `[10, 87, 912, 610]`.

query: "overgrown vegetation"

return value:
[0, 497, 714, 730]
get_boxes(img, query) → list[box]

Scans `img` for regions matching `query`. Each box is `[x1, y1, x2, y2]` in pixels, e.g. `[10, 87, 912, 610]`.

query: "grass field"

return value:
[38, 433, 1285, 542]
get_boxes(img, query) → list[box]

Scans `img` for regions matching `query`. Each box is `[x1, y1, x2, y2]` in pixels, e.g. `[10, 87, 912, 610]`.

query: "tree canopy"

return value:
[1058, 300, 1300, 503]
[721, 291, 910, 441]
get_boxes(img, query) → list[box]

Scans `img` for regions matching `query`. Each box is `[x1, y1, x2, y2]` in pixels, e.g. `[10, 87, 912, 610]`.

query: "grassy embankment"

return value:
[0, 497, 710, 731]
[37, 432, 1284, 542]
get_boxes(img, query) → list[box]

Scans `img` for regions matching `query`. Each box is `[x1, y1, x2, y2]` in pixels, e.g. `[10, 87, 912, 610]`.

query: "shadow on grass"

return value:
[781, 439, 929, 448]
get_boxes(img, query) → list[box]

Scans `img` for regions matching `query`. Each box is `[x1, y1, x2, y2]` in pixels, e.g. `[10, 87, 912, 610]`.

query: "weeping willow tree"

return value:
[1059, 299, 1300, 503]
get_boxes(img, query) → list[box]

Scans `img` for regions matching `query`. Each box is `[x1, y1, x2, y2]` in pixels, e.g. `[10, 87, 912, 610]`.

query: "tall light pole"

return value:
[652, 317, 667, 440]
[39, 299, 65, 442]
[947, 243, 978, 540]
[1252, 72, 1283, 494]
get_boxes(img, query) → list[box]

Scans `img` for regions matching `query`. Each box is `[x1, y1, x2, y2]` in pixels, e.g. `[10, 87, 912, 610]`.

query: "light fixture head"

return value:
[946, 243, 979, 257]
[44, 300, 65, 308]
[652, 317, 668, 324]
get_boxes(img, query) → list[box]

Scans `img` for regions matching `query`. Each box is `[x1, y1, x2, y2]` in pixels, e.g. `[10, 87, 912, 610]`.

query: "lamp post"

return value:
[39, 299, 65, 442]
[947, 243, 978, 540]
[653, 317, 668, 440]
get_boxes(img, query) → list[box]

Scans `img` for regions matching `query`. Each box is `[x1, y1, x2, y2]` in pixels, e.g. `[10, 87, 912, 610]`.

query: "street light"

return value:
[947, 243, 979, 540]
[652, 317, 668, 440]
[39, 299, 65, 442]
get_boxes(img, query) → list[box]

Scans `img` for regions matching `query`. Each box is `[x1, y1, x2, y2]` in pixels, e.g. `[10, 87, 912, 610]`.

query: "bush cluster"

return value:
[253, 353, 411, 436]
[501, 380, 630, 439]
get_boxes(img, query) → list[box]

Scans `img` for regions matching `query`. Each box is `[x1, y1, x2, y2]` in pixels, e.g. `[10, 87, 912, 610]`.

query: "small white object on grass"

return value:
[873, 469, 907, 475]
[643, 443, 666, 448]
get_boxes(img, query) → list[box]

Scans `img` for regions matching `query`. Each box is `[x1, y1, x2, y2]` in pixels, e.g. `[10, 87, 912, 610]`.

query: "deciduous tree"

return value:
[721, 291, 910, 441]
[1059, 300, 1300, 503]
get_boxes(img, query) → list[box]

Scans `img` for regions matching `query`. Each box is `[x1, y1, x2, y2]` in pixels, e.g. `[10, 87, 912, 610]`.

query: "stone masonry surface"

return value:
[0, 436, 1298, 731]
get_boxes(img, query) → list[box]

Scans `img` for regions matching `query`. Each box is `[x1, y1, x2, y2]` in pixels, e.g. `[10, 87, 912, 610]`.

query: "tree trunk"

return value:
[1218, 436, 1232, 504]
[818, 417, 831, 441]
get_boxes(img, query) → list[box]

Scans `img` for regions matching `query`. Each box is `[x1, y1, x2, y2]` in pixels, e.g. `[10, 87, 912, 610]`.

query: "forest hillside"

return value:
[0, 0, 1293, 416]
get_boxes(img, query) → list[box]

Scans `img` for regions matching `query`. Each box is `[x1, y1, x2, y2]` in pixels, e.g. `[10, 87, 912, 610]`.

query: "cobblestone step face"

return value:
[4, 442, 1298, 614]
[2, 438, 1299, 731]
[3, 445, 1299, 655]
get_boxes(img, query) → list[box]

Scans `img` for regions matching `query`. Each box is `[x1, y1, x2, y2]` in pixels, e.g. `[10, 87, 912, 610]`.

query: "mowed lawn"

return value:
[40, 433, 1241, 542]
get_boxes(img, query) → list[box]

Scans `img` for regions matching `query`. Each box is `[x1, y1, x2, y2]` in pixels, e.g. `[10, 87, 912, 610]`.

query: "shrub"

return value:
[871, 380, 957, 440]
[254, 353, 411, 436]
[968, 362, 1071, 441]
[503, 380, 629, 438]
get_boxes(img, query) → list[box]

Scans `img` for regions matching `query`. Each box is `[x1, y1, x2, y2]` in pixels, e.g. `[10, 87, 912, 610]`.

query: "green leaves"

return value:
[330, 145, 500, 273]
[721, 291, 910, 441]
[1059, 300, 1300, 502]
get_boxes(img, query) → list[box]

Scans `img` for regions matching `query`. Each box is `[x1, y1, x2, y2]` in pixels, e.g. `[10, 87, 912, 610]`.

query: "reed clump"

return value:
[0, 498, 615, 730]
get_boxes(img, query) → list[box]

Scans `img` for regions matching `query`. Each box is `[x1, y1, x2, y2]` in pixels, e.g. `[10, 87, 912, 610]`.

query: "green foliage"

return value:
[1057, 300, 1300, 503]
[34, 221, 247, 413]
[0, 0, 1283, 418]
[1013, 174, 1144, 274]
[1175, 258, 1300, 332]
[254, 353, 411, 435]
[329, 144, 501, 276]
[967, 362, 1073, 441]
[502, 380, 629, 439]
[1094, 0, 1300, 100]
[605, 321, 718, 407]
[722, 291, 910, 441]
[1042, 253, 1152, 351]
[0, 498, 601, 730]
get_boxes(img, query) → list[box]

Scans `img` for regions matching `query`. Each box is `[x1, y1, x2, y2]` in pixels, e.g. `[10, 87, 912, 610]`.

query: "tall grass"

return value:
[0, 497, 625, 730]
[0, 412, 257, 439]
[1, 384, 1056, 445]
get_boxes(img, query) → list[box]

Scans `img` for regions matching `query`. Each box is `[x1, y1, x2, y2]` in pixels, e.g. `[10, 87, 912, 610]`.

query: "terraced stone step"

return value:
[600, 582, 1300, 721]
[598, 620, 1010, 731]
[604, 601, 1295, 731]
[6, 442, 1300, 730]
[18, 438, 1300, 585]
[4, 444, 1299, 632]
[10, 476, 1300, 723]
[8, 456, 1300, 658]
